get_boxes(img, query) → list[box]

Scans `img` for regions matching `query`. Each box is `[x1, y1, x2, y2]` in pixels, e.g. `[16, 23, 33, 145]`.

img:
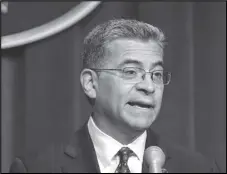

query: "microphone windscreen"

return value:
[144, 146, 166, 168]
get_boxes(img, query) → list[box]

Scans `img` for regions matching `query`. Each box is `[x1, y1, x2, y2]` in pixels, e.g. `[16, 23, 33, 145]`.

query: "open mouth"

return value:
[127, 101, 153, 109]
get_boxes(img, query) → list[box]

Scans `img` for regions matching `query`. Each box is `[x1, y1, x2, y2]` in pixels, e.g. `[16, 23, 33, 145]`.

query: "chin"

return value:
[121, 111, 157, 131]
[128, 118, 155, 131]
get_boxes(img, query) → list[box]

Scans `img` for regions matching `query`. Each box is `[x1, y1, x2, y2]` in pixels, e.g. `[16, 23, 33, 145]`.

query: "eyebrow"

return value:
[152, 61, 164, 68]
[118, 59, 143, 68]
[118, 59, 164, 69]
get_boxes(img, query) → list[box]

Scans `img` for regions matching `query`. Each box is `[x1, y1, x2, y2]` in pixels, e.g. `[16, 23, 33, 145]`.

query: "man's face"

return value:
[94, 39, 164, 132]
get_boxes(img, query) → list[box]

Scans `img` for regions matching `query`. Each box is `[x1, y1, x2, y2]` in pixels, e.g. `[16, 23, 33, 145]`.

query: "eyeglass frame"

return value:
[90, 67, 171, 85]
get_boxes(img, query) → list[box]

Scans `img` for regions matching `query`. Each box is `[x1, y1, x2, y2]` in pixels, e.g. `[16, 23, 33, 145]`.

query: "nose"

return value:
[135, 73, 155, 95]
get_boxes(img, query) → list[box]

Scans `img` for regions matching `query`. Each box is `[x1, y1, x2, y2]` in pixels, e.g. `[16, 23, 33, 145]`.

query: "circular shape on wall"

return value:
[1, 1, 101, 49]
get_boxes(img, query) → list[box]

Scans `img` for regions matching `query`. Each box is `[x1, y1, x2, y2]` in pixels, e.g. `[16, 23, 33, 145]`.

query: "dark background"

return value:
[1, 2, 226, 173]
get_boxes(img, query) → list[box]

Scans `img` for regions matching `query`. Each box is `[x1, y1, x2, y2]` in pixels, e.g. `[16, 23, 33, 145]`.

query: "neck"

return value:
[92, 112, 145, 145]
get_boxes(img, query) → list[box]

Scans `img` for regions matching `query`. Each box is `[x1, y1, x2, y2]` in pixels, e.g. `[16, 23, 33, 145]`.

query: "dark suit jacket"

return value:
[10, 123, 221, 173]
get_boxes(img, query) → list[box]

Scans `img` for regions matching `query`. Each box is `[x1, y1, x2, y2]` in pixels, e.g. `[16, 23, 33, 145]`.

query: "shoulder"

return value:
[10, 143, 66, 173]
[9, 126, 88, 173]
[157, 135, 220, 173]
[146, 129, 220, 173]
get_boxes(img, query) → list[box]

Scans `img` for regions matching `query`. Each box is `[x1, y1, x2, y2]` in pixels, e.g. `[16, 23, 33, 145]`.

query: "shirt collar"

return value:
[87, 116, 147, 168]
[128, 129, 147, 161]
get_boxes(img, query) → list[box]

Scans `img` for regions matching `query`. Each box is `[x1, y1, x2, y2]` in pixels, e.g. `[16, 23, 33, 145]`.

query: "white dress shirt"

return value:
[87, 116, 147, 173]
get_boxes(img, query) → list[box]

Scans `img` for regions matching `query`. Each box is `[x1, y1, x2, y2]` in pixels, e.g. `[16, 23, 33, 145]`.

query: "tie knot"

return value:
[115, 147, 134, 173]
[117, 147, 134, 163]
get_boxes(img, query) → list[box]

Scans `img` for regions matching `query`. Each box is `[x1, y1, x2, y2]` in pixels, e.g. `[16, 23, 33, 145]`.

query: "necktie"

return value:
[115, 147, 134, 173]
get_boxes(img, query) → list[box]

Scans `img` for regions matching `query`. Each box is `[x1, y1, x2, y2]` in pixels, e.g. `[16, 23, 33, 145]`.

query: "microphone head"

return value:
[144, 146, 166, 167]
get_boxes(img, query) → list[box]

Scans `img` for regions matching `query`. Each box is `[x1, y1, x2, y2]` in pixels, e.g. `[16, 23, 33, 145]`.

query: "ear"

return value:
[80, 69, 98, 100]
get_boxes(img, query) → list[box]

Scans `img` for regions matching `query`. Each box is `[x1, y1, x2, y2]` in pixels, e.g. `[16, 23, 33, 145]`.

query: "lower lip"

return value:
[134, 105, 150, 110]
[128, 104, 152, 111]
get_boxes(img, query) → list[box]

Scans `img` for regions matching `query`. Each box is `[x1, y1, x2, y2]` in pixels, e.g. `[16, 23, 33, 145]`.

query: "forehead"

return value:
[105, 38, 164, 69]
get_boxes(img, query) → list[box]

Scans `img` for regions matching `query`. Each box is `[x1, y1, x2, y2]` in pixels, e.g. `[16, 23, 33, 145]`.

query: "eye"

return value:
[123, 68, 137, 75]
[153, 71, 163, 79]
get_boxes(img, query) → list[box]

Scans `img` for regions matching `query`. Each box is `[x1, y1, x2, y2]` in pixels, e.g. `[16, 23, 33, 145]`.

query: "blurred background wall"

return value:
[1, 2, 226, 172]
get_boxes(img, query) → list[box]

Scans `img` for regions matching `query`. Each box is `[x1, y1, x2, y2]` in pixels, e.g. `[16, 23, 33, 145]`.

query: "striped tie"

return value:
[115, 147, 134, 173]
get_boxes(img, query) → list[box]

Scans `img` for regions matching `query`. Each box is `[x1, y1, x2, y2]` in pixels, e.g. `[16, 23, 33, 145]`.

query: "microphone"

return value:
[144, 146, 166, 173]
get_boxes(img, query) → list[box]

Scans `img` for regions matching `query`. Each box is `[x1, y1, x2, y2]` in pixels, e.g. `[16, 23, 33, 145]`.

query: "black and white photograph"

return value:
[1, 1, 226, 173]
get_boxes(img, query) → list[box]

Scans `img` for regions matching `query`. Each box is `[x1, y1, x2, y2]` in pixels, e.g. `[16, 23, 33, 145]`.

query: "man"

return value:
[10, 19, 220, 173]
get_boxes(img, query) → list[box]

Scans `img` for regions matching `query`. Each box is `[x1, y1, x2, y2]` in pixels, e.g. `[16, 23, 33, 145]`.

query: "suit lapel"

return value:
[62, 123, 100, 173]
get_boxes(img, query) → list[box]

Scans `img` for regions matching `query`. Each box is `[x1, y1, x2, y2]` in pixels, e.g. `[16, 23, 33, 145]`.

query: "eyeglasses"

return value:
[90, 67, 171, 85]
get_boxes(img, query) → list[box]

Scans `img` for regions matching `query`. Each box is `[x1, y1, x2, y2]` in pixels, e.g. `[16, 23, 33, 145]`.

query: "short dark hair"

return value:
[82, 19, 166, 69]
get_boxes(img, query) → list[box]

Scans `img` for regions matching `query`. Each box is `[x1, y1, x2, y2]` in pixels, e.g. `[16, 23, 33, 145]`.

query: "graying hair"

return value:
[82, 19, 166, 69]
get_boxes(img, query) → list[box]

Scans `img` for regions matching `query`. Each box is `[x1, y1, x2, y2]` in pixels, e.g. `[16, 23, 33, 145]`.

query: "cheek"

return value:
[98, 78, 129, 109]
[155, 87, 164, 106]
